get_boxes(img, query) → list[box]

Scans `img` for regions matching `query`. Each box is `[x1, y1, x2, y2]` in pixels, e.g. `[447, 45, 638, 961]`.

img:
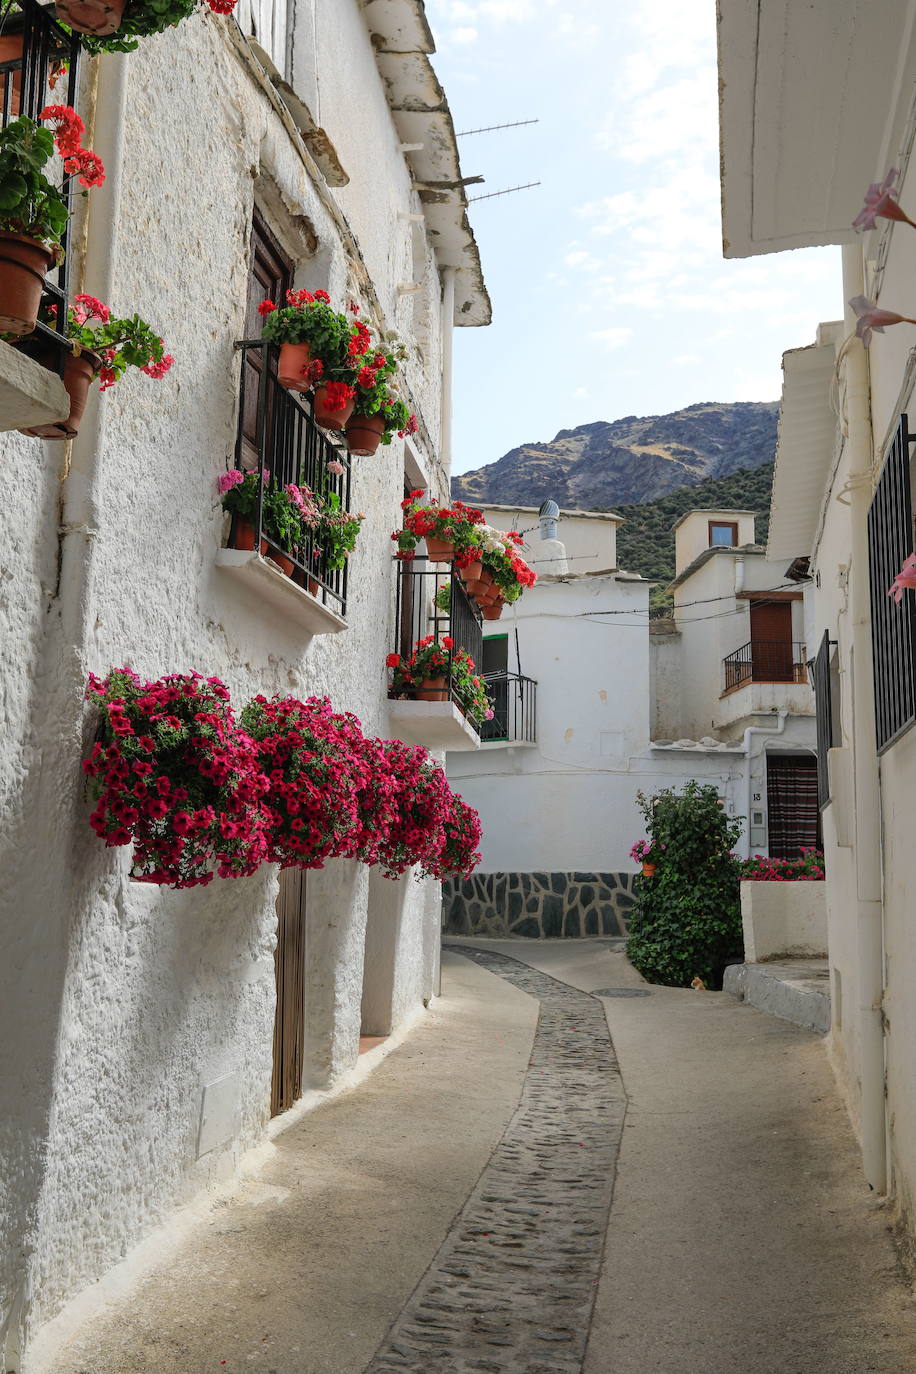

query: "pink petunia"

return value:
[853, 169, 914, 232]
[218, 470, 245, 494]
[889, 552, 916, 604]
[849, 295, 916, 347]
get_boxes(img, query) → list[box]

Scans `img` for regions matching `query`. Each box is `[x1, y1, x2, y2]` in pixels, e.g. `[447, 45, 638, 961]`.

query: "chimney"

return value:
[539, 499, 559, 541]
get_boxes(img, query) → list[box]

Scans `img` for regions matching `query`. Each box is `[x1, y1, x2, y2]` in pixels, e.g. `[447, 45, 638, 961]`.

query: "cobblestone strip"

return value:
[363, 946, 627, 1374]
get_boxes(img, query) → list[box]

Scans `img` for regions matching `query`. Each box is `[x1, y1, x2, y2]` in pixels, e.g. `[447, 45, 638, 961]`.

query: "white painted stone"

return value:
[0, 343, 70, 432]
[740, 881, 828, 962]
[388, 699, 481, 750]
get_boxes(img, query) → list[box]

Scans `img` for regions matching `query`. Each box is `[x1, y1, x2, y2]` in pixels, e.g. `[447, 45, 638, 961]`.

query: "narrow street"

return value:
[41, 942, 916, 1374]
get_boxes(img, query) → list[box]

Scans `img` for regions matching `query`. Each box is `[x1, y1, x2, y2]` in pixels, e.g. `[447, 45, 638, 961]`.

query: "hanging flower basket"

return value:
[54, 0, 127, 35]
[0, 34, 23, 118]
[641, 861, 656, 878]
[277, 341, 313, 393]
[458, 558, 483, 584]
[0, 232, 55, 336]
[481, 602, 504, 621]
[313, 381, 355, 429]
[345, 411, 385, 456]
[424, 535, 455, 562]
[20, 347, 100, 439]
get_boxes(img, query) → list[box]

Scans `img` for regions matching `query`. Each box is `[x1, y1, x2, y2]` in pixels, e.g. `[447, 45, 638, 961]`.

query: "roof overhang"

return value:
[360, 0, 491, 325]
[767, 332, 839, 562]
[717, 0, 909, 258]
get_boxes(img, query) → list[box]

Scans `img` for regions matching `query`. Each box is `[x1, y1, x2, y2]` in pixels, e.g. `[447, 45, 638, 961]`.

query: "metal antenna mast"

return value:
[467, 181, 541, 203]
[456, 118, 539, 137]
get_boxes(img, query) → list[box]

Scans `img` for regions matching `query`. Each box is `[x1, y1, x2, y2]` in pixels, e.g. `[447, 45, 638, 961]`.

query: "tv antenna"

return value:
[456, 118, 539, 137]
[468, 181, 541, 203]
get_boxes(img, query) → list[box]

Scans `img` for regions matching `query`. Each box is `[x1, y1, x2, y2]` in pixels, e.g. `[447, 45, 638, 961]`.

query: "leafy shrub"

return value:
[626, 781, 744, 988]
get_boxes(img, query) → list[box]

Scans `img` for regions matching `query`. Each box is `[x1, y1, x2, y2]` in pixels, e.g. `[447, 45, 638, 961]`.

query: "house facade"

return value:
[0, 1, 488, 1367]
[717, 0, 916, 1227]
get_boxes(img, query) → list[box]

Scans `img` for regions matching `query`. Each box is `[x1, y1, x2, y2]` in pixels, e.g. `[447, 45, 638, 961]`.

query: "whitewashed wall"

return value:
[0, 3, 453, 1359]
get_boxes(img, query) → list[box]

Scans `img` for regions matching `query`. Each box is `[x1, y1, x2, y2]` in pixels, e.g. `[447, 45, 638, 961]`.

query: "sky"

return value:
[425, 0, 843, 477]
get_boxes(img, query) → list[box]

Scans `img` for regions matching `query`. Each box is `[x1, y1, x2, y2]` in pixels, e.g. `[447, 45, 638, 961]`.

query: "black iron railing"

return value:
[0, 0, 81, 372]
[723, 640, 808, 691]
[480, 671, 537, 743]
[811, 629, 836, 809]
[232, 339, 351, 617]
[393, 557, 483, 710]
[868, 414, 916, 753]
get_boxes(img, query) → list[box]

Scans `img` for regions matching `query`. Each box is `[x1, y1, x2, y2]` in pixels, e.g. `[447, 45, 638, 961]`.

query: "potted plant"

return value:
[218, 467, 268, 553]
[58, 0, 236, 47]
[387, 635, 451, 702]
[18, 292, 172, 439]
[448, 646, 493, 727]
[630, 838, 666, 878]
[393, 493, 485, 563]
[475, 526, 537, 611]
[259, 291, 379, 430]
[261, 483, 314, 576]
[0, 108, 103, 335]
[315, 490, 363, 572]
[344, 339, 417, 456]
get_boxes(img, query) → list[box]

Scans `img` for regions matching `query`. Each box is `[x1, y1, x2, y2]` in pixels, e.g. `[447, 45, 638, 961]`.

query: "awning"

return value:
[767, 335, 839, 561]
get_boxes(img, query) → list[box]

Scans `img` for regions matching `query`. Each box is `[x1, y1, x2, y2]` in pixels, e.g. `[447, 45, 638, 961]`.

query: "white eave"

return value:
[360, 0, 491, 326]
[767, 331, 840, 562]
[717, 0, 909, 258]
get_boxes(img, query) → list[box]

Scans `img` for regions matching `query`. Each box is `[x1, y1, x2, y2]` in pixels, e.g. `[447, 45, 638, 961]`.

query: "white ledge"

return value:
[215, 549, 347, 634]
[387, 699, 481, 751]
[0, 340, 70, 433]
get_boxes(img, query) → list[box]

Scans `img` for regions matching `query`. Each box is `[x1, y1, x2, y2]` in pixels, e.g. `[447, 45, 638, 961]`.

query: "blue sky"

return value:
[426, 0, 843, 477]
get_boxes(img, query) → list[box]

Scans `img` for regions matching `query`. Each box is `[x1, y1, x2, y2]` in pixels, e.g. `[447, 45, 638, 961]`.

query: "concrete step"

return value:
[723, 959, 831, 1034]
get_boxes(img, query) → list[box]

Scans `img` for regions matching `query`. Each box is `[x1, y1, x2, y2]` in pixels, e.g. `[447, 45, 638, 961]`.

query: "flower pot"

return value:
[0, 35, 23, 117]
[345, 411, 385, 456]
[0, 233, 54, 336]
[313, 383, 355, 429]
[277, 341, 313, 393]
[416, 676, 448, 702]
[641, 862, 656, 878]
[19, 348, 101, 439]
[231, 517, 267, 554]
[54, 0, 126, 34]
[481, 602, 504, 621]
[458, 559, 483, 584]
[307, 576, 321, 596]
[265, 543, 295, 577]
[424, 536, 455, 562]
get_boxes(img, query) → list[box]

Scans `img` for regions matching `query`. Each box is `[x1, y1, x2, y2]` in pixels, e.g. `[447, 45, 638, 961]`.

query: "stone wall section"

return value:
[442, 871, 638, 939]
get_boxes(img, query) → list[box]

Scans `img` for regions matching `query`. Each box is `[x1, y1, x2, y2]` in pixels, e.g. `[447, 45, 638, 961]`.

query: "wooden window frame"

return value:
[708, 520, 739, 548]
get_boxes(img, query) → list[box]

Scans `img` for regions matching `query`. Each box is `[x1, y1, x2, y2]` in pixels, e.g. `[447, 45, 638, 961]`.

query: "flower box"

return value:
[739, 879, 827, 962]
[215, 548, 346, 634]
[387, 699, 481, 752]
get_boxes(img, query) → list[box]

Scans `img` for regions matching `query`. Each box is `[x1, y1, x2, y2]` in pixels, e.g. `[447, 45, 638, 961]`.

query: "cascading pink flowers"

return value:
[84, 671, 482, 886]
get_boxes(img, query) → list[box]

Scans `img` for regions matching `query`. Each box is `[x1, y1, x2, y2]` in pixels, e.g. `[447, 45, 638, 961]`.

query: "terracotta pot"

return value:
[0, 34, 23, 117]
[424, 535, 455, 562]
[19, 348, 100, 439]
[416, 676, 448, 702]
[478, 566, 495, 587]
[313, 383, 355, 429]
[0, 233, 54, 336]
[231, 517, 267, 554]
[54, 0, 126, 34]
[345, 411, 385, 456]
[458, 559, 483, 584]
[463, 578, 488, 599]
[265, 544, 295, 577]
[481, 603, 504, 621]
[277, 341, 313, 392]
[307, 576, 321, 596]
[641, 862, 656, 878]
[476, 586, 500, 607]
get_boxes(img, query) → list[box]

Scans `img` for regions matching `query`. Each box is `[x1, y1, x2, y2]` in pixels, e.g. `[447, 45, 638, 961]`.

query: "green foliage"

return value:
[626, 782, 745, 988]
[262, 299, 352, 372]
[611, 462, 775, 615]
[0, 117, 69, 246]
[262, 485, 306, 552]
[76, 0, 197, 54]
[317, 491, 363, 571]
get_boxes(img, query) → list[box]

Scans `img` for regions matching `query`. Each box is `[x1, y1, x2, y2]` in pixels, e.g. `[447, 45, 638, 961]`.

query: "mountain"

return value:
[451, 401, 779, 509]
[614, 462, 775, 609]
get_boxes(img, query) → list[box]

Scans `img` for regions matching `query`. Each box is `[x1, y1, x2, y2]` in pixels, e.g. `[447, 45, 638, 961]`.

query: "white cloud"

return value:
[451, 25, 478, 43]
[573, 386, 589, 397]
[673, 353, 700, 367]
[590, 328, 634, 350]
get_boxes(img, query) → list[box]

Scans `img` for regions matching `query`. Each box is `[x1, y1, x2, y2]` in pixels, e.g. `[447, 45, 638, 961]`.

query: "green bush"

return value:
[626, 782, 744, 988]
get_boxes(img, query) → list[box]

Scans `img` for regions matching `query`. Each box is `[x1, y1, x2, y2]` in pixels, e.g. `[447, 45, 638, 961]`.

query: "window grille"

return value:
[867, 414, 916, 752]
[811, 630, 835, 809]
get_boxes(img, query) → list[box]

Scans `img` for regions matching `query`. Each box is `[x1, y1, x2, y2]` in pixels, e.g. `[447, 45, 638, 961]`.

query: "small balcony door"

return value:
[750, 600, 793, 682]
[271, 866, 307, 1116]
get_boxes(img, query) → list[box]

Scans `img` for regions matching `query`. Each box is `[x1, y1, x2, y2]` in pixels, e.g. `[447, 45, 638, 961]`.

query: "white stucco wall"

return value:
[740, 880, 828, 961]
[0, 5, 461, 1361]
[474, 505, 619, 574]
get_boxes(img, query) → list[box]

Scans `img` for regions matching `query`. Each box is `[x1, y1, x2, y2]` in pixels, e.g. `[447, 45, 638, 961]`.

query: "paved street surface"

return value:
[41, 941, 916, 1373]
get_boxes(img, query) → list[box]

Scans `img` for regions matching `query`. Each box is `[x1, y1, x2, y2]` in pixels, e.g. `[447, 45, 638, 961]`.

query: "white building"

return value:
[717, 0, 916, 1225]
[652, 509, 818, 859]
[0, 1, 487, 1367]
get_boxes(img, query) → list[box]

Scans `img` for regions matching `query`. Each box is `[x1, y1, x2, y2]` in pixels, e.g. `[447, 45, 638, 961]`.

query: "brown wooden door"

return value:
[750, 600, 793, 681]
[271, 866, 306, 1116]
[241, 214, 292, 470]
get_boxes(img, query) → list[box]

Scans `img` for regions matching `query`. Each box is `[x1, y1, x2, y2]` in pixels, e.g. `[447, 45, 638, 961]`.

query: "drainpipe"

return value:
[740, 711, 788, 858]
[735, 551, 745, 595]
[439, 266, 456, 480]
[842, 242, 887, 1194]
[58, 53, 129, 637]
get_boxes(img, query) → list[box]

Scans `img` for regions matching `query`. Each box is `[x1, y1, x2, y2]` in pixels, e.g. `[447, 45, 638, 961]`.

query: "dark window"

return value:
[709, 520, 738, 547]
[241, 213, 292, 468]
[482, 635, 509, 675]
[811, 630, 836, 809]
[867, 414, 916, 752]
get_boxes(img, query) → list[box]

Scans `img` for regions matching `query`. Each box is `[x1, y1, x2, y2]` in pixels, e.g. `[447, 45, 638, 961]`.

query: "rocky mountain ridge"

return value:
[452, 401, 779, 509]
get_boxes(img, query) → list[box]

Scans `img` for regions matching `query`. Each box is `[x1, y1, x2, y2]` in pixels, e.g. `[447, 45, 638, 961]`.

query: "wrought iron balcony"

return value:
[723, 640, 808, 693]
[1, 0, 82, 372]
[222, 338, 351, 623]
[480, 671, 537, 744]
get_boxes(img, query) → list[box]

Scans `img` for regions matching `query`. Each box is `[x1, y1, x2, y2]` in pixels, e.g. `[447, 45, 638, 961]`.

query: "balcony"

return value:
[0, 0, 82, 433]
[480, 671, 537, 746]
[723, 640, 808, 693]
[215, 339, 350, 634]
[387, 558, 483, 751]
[718, 639, 813, 729]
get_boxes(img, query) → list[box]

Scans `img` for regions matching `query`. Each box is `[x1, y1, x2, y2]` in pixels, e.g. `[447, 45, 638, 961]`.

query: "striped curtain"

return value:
[766, 755, 821, 859]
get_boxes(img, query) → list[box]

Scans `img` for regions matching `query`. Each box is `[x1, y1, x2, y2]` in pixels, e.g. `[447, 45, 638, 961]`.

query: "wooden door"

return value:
[750, 600, 793, 681]
[271, 866, 306, 1116]
[241, 214, 292, 470]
